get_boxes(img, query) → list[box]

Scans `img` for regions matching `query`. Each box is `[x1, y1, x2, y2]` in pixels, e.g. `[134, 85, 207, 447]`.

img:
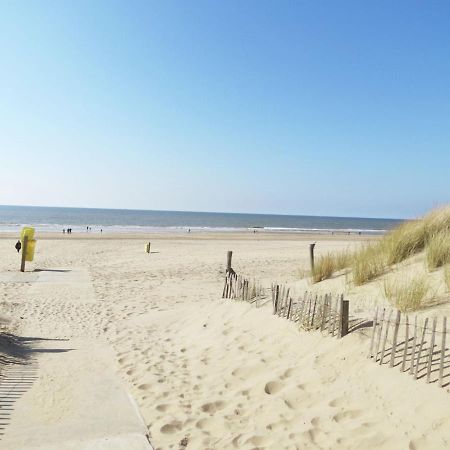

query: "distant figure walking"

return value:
[63, 229, 66, 234]
[15, 240, 21, 253]
[100, 228, 102, 234]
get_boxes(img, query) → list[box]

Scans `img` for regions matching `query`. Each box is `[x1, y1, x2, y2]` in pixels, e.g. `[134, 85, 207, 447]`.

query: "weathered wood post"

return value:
[226, 251, 233, 273]
[339, 296, 349, 338]
[20, 235, 28, 272]
[309, 243, 316, 273]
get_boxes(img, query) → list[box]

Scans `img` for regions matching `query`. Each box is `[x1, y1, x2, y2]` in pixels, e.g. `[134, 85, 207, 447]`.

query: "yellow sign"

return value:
[21, 227, 36, 262]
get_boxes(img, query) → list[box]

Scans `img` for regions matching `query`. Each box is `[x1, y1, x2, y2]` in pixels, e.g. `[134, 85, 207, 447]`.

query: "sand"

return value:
[1, 232, 450, 449]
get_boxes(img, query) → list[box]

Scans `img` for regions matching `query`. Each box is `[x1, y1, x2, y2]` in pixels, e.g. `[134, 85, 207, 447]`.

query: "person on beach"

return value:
[63, 229, 66, 234]
[15, 240, 21, 253]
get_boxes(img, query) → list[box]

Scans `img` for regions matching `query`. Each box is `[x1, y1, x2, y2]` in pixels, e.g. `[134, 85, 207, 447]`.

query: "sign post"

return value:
[20, 235, 28, 272]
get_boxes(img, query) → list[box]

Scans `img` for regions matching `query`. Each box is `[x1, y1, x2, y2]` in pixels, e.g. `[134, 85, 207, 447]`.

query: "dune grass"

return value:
[309, 206, 450, 286]
[351, 244, 385, 285]
[383, 275, 430, 312]
[311, 249, 353, 283]
[312, 253, 335, 283]
[426, 230, 450, 270]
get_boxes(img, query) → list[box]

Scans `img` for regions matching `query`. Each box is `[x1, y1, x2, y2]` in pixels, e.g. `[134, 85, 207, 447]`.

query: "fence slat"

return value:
[414, 318, 429, 380]
[390, 310, 401, 368]
[368, 307, 378, 358]
[409, 316, 418, 375]
[374, 308, 385, 362]
[426, 317, 437, 383]
[331, 295, 339, 337]
[401, 315, 409, 372]
[439, 316, 447, 388]
[310, 295, 318, 329]
[380, 309, 393, 365]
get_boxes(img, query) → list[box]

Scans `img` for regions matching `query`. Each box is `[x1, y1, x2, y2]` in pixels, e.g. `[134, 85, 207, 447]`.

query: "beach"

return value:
[1, 231, 450, 449]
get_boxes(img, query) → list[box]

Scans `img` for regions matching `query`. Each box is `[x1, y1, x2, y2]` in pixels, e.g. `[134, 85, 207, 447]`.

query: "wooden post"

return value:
[339, 297, 349, 338]
[390, 310, 401, 368]
[414, 318, 429, 380]
[439, 316, 446, 388]
[20, 235, 28, 272]
[309, 243, 316, 273]
[409, 316, 418, 375]
[226, 251, 232, 273]
[379, 309, 393, 365]
[368, 307, 378, 358]
[401, 315, 409, 372]
[426, 317, 437, 383]
[374, 308, 385, 362]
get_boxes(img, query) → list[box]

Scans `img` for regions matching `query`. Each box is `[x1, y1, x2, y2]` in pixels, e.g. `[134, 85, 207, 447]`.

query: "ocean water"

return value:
[0, 205, 403, 235]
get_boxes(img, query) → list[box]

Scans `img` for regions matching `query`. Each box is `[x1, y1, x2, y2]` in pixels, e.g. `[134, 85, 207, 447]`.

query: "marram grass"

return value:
[426, 230, 450, 270]
[383, 275, 430, 312]
[309, 205, 450, 285]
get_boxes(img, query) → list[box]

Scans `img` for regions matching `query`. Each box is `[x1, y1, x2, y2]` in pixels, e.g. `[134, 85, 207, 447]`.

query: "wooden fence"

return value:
[368, 308, 449, 388]
[271, 284, 349, 338]
[222, 270, 265, 305]
[221, 269, 350, 339]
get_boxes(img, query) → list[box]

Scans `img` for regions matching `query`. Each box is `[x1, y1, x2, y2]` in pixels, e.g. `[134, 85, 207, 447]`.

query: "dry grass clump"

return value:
[311, 249, 353, 283]
[352, 244, 385, 285]
[382, 220, 426, 265]
[383, 275, 430, 312]
[426, 231, 450, 270]
[312, 253, 335, 283]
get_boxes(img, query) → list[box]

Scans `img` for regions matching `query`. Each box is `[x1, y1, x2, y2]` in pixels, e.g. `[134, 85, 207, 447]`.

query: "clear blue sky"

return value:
[1, 1, 449, 219]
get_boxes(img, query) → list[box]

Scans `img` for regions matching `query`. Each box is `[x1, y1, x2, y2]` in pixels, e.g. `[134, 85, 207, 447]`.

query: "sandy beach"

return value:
[1, 231, 450, 449]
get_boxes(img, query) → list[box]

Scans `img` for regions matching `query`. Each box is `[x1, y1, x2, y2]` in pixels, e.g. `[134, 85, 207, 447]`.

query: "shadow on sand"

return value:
[0, 333, 72, 438]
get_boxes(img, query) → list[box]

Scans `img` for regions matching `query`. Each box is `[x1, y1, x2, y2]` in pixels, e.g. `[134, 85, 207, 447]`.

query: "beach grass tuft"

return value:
[426, 231, 450, 270]
[383, 275, 430, 312]
[351, 244, 385, 285]
[311, 249, 353, 283]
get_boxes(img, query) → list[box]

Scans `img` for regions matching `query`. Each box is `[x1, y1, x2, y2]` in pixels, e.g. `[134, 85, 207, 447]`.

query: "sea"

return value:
[0, 205, 404, 235]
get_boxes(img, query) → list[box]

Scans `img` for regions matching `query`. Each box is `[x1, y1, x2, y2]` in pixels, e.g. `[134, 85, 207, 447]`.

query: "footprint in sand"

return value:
[160, 421, 182, 434]
[332, 409, 362, 423]
[201, 400, 226, 414]
[264, 381, 284, 395]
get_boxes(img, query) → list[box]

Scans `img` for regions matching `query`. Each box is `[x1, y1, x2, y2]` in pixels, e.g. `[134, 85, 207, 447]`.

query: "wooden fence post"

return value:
[339, 296, 349, 338]
[226, 251, 233, 273]
[309, 243, 316, 273]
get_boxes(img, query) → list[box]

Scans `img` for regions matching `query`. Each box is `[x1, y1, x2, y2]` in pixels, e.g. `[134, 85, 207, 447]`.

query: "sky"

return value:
[1, 1, 449, 219]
